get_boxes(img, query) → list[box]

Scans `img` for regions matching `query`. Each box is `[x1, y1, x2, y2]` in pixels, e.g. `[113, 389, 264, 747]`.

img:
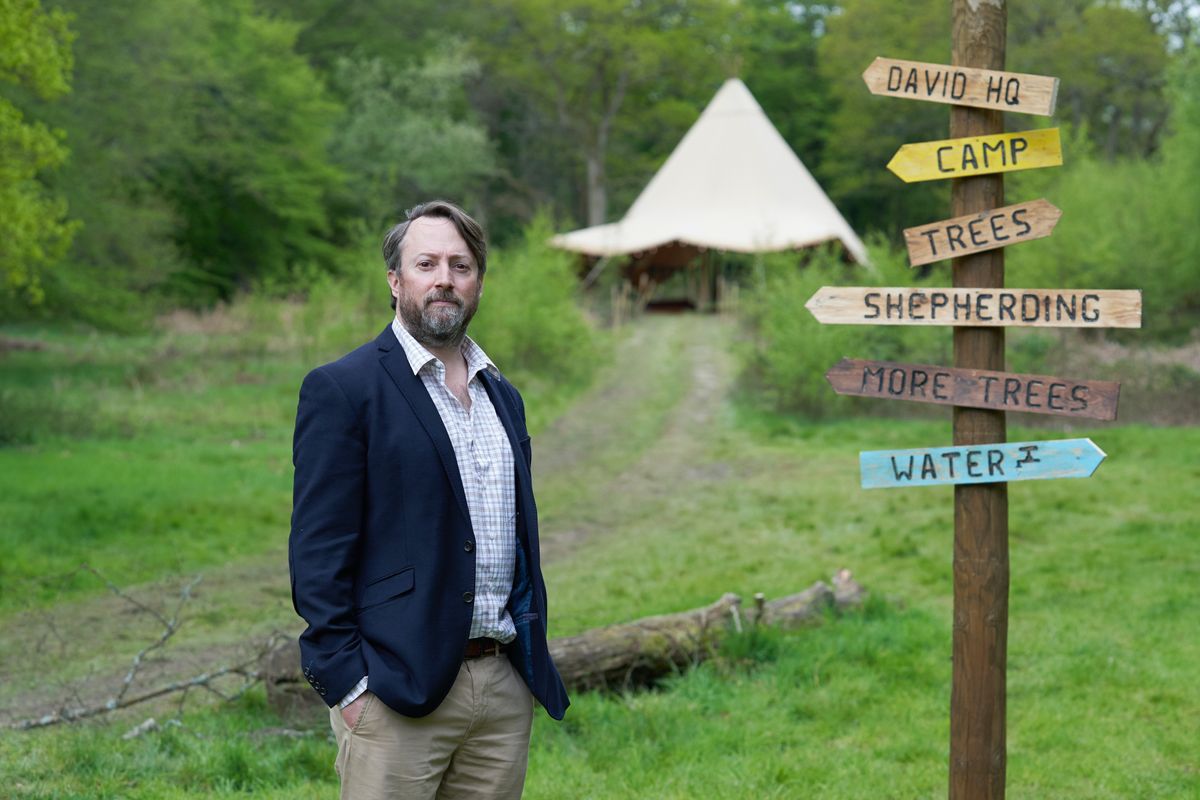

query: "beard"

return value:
[396, 286, 480, 350]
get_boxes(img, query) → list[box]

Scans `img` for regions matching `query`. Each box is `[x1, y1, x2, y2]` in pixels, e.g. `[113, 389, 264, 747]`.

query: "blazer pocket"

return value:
[358, 567, 415, 610]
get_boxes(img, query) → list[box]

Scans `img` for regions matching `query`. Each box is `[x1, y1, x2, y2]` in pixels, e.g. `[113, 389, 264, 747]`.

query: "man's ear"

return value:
[387, 269, 400, 299]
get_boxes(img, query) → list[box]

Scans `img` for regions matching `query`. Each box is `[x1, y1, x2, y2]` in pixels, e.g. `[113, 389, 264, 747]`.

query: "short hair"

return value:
[382, 200, 488, 278]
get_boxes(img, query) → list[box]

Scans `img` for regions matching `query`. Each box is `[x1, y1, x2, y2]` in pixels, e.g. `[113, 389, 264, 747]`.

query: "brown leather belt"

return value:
[463, 638, 510, 659]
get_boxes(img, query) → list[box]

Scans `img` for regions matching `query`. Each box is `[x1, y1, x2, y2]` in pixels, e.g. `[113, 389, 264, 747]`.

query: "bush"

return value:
[736, 239, 948, 418]
[470, 214, 605, 393]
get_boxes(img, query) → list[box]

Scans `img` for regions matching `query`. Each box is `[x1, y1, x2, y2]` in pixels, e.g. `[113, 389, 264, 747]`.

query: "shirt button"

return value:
[464, 540, 474, 552]
[462, 591, 474, 604]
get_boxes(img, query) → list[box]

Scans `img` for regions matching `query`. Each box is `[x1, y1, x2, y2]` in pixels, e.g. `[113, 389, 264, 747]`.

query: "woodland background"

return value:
[2, 2, 1198, 798]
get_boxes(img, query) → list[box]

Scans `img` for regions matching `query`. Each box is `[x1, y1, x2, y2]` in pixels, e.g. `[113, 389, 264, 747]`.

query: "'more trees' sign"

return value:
[862, 57, 1059, 116]
[824, 358, 1120, 420]
[805, 287, 1142, 328]
[904, 199, 1061, 266]
[887, 128, 1062, 183]
[860, 438, 1106, 489]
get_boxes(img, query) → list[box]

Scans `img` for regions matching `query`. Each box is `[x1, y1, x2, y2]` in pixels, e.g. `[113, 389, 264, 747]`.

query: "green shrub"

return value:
[736, 239, 947, 418]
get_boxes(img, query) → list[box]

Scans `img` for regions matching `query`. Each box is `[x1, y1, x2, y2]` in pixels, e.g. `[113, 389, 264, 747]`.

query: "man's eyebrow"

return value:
[410, 250, 474, 261]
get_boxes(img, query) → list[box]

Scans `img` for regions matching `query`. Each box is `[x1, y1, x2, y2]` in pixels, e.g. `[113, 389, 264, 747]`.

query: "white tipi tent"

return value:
[551, 78, 867, 264]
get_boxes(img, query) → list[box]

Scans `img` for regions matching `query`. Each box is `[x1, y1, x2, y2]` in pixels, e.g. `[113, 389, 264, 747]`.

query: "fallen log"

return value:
[264, 571, 865, 719]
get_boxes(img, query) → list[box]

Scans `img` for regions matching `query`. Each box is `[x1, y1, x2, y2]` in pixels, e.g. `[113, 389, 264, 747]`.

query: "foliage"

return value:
[1008, 52, 1200, 341]
[470, 214, 606, 390]
[471, 0, 736, 227]
[0, 0, 75, 306]
[327, 46, 496, 231]
[737, 240, 947, 417]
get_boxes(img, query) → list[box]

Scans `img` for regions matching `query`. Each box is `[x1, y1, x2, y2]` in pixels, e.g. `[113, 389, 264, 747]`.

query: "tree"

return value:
[24, 0, 347, 312]
[327, 47, 496, 231]
[0, 0, 75, 305]
[473, 0, 736, 228]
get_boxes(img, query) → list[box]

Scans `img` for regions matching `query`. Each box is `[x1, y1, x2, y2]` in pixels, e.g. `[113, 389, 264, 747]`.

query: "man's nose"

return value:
[431, 260, 454, 286]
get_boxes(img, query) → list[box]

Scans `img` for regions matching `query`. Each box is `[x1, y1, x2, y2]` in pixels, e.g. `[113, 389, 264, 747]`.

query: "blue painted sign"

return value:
[859, 438, 1106, 489]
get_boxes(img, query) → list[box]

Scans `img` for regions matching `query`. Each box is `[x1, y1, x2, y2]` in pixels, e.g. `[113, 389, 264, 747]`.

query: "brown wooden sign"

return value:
[904, 199, 1061, 267]
[862, 57, 1059, 116]
[805, 287, 1142, 328]
[825, 358, 1120, 420]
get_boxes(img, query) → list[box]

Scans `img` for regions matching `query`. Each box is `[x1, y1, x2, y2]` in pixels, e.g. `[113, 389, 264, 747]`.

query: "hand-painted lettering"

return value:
[888, 368, 907, 395]
[981, 374, 1000, 401]
[921, 454, 937, 479]
[1012, 207, 1031, 236]
[951, 72, 967, 99]
[953, 293, 971, 320]
[931, 293, 949, 319]
[1004, 378, 1021, 405]
[1010, 136, 1028, 162]
[989, 213, 1010, 241]
[886, 293, 903, 318]
[932, 371, 950, 400]
[891, 455, 915, 480]
[1082, 294, 1100, 323]
[1047, 382, 1066, 410]
[1024, 379, 1044, 407]
[887, 66, 903, 92]
[975, 293, 993, 321]
[943, 450, 960, 477]
[982, 139, 1005, 168]
[961, 143, 979, 171]
[1021, 294, 1041, 322]
[911, 369, 929, 397]
[987, 449, 1004, 476]
[967, 217, 987, 246]
[1069, 385, 1089, 411]
[908, 292, 926, 319]
[998, 293, 1016, 321]
[1016, 445, 1041, 466]
[921, 229, 940, 256]
[864, 292, 881, 319]
[862, 365, 886, 392]
[1004, 78, 1021, 105]
[966, 449, 983, 478]
[937, 145, 954, 173]
[946, 224, 967, 251]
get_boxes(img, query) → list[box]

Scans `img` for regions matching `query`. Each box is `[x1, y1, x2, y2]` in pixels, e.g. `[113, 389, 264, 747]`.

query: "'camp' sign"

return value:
[824, 358, 1120, 420]
[904, 199, 1061, 267]
[860, 438, 1106, 489]
[887, 128, 1062, 183]
[862, 57, 1059, 116]
[804, 287, 1142, 328]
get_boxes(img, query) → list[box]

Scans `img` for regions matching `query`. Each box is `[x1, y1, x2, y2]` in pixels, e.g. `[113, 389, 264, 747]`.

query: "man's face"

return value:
[388, 216, 483, 349]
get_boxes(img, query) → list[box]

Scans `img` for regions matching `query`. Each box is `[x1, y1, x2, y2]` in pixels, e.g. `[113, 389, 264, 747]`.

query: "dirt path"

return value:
[0, 313, 741, 726]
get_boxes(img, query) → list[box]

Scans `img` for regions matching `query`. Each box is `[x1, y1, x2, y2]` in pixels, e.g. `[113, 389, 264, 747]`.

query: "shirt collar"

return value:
[391, 317, 498, 383]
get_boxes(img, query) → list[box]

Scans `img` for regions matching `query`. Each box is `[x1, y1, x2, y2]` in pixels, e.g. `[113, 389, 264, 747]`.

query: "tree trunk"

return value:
[263, 572, 865, 721]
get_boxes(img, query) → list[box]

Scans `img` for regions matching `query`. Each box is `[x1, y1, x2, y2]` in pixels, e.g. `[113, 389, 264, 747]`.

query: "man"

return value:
[289, 200, 569, 800]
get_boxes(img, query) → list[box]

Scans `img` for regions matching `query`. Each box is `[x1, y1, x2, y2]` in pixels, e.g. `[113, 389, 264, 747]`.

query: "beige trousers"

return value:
[329, 656, 534, 800]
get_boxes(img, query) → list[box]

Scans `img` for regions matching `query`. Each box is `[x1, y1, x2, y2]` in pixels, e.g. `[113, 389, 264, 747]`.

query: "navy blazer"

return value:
[289, 325, 569, 720]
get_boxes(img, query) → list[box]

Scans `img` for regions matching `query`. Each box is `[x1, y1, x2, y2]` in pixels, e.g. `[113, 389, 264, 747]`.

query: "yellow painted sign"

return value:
[887, 128, 1062, 183]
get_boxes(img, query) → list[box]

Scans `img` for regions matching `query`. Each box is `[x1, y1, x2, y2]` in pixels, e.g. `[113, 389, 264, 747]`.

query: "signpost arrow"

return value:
[804, 287, 1142, 328]
[887, 128, 1062, 183]
[862, 57, 1059, 116]
[824, 358, 1120, 420]
[859, 438, 1106, 489]
[903, 199, 1061, 267]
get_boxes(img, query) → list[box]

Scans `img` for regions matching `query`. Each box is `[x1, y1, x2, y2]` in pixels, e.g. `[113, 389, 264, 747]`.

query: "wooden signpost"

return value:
[804, 287, 1142, 328]
[887, 128, 1062, 183]
[862, 57, 1059, 116]
[860, 438, 1105, 489]
[904, 199, 1061, 267]
[824, 358, 1120, 421]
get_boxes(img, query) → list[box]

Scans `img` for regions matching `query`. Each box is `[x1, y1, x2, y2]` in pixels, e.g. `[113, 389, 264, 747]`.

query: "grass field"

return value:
[1, 314, 1197, 798]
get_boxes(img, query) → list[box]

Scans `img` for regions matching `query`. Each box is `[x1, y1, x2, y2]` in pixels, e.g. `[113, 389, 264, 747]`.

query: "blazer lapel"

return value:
[480, 372, 534, 525]
[375, 326, 472, 526]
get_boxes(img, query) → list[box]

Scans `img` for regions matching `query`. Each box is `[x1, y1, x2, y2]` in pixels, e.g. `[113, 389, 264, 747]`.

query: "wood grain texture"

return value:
[862, 57, 1058, 116]
[804, 287, 1142, 328]
[904, 199, 1061, 266]
[887, 128, 1061, 183]
[824, 358, 1120, 420]
[859, 438, 1105, 489]
[950, 2, 1009, 797]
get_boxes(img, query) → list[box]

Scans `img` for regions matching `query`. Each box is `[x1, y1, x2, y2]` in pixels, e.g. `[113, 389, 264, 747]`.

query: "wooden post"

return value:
[950, 2, 1009, 798]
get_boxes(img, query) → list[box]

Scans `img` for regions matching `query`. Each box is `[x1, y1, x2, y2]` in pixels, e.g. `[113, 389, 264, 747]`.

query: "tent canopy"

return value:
[551, 79, 867, 264]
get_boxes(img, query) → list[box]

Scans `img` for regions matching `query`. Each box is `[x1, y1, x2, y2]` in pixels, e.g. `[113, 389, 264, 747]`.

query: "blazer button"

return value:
[464, 540, 474, 552]
[462, 591, 474, 603]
